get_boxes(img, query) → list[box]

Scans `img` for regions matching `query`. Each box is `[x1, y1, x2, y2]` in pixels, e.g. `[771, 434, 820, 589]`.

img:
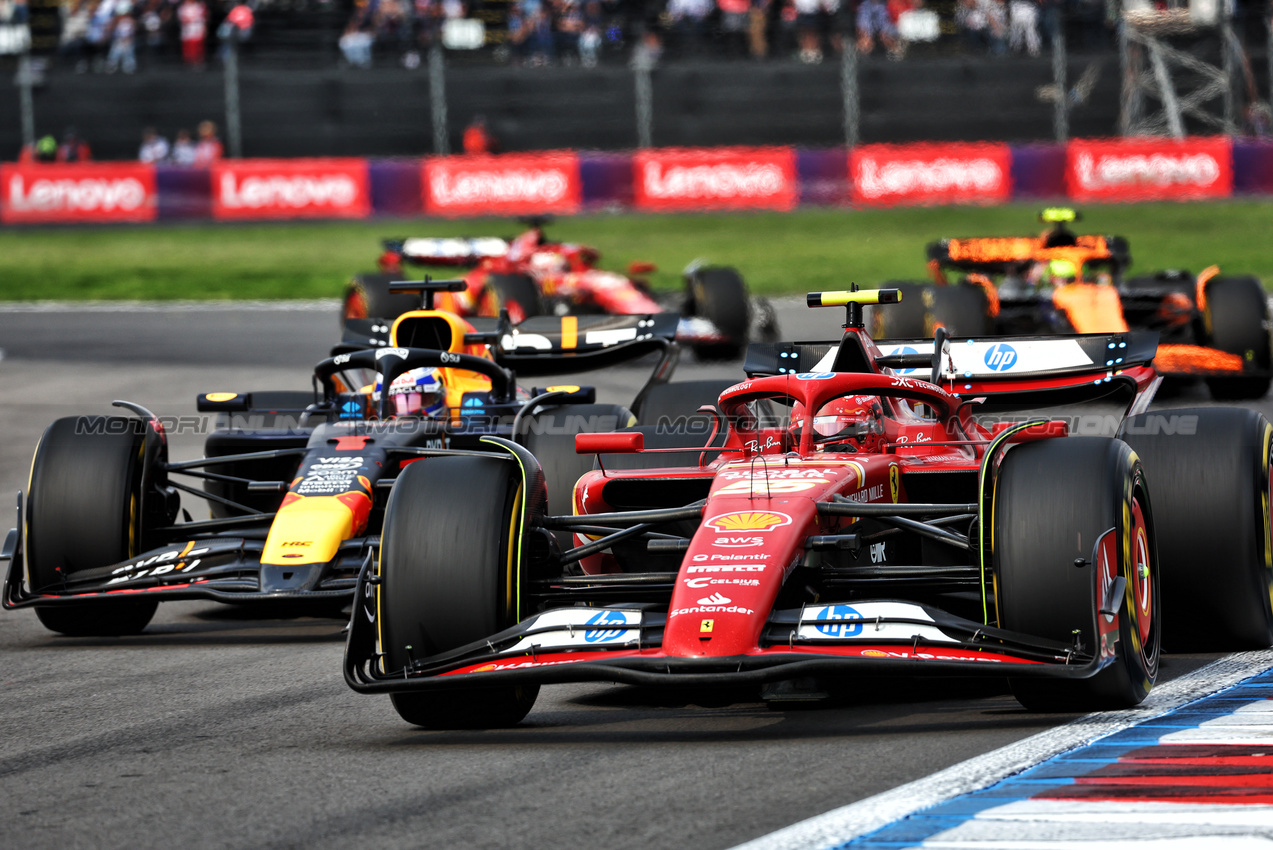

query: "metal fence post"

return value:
[841, 43, 859, 148]
[1051, 26, 1068, 142]
[633, 54, 653, 149]
[17, 52, 35, 149]
[430, 45, 449, 155]
[224, 33, 242, 158]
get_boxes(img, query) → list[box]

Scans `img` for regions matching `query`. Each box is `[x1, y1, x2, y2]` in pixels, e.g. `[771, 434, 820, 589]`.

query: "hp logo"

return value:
[584, 610, 629, 643]
[984, 343, 1018, 372]
[815, 604, 864, 638]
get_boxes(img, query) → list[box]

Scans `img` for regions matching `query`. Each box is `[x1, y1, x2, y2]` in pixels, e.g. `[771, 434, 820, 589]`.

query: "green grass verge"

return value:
[2, 200, 1272, 301]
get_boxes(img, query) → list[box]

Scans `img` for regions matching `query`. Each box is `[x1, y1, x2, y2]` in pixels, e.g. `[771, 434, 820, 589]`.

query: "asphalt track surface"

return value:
[0, 302, 1262, 850]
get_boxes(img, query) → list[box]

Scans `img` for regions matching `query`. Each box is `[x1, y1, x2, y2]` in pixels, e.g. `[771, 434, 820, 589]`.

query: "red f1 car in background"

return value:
[341, 218, 779, 360]
[345, 286, 1273, 729]
[869, 208, 1272, 399]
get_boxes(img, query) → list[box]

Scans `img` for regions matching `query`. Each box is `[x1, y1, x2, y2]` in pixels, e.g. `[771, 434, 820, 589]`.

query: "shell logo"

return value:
[704, 511, 792, 533]
[861, 649, 889, 658]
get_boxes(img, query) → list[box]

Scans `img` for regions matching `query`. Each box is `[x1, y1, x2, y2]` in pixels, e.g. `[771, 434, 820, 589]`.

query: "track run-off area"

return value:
[2, 301, 1272, 850]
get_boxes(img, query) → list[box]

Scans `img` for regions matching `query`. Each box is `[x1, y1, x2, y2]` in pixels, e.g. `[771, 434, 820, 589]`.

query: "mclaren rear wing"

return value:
[926, 235, 1131, 276]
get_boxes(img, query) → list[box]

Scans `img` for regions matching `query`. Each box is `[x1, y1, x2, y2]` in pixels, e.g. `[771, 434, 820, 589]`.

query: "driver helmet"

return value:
[375, 367, 446, 417]
[1047, 258, 1078, 286]
[790, 394, 877, 441]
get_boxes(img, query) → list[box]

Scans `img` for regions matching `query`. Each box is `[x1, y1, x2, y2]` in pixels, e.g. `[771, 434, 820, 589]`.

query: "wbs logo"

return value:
[815, 604, 864, 638]
[984, 343, 1019, 372]
[584, 610, 629, 643]
[892, 346, 920, 375]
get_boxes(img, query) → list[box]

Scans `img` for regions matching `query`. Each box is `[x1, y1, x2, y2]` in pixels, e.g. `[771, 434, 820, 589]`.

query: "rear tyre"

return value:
[342, 273, 421, 324]
[26, 416, 159, 636]
[686, 266, 750, 360]
[1203, 276, 1271, 400]
[377, 456, 539, 729]
[869, 282, 931, 339]
[927, 284, 992, 337]
[1120, 408, 1273, 649]
[995, 438, 1159, 711]
[488, 273, 542, 324]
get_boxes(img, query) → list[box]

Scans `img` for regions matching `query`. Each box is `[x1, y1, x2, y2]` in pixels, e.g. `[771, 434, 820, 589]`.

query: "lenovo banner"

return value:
[423, 154, 582, 216]
[0, 163, 157, 224]
[211, 159, 371, 220]
[850, 143, 1012, 206]
[634, 147, 798, 211]
[1067, 137, 1232, 201]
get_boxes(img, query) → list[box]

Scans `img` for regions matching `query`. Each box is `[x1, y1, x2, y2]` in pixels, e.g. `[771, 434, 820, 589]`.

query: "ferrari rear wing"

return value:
[877, 331, 1159, 382]
[390, 237, 510, 267]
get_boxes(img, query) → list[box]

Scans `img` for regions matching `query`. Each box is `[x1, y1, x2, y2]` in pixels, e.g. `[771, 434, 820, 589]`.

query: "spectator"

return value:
[665, 0, 712, 55]
[629, 26, 661, 67]
[339, 18, 373, 67]
[1008, 0, 1040, 55]
[578, 0, 602, 66]
[193, 120, 222, 165]
[57, 128, 92, 162]
[553, 0, 584, 64]
[791, 0, 838, 63]
[717, 0, 750, 57]
[58, 0, 92, 72]
[18, 135, 59, 163]
[218, 0, 253, 61]
[856, 0, 899, 56]
[463, 115, 496, 153]
[139, 127, 169, 162]
[525, 4, 555, 64]
[748, 0, 770, 59]
[105, 9, 137, 73]
[86, 0, 113, 72]
[139, 0, 168, 61]
[171, 129, 196, 165]
[956, 0, 1005, 54]
[178, 0, 207, 68]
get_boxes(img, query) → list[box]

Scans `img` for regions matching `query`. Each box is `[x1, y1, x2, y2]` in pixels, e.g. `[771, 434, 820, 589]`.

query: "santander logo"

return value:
[219, 172, 359, 209]
[642, 161, 786, 199]
[1073, 151, 1221, 189]
[431, 169, 569, 205]
[7, 174, 147, 212]
[857, 157, 1004, 199]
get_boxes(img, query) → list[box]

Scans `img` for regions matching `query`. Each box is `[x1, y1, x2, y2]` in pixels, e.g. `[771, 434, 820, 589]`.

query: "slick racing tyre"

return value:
[995, 437, 1159, 711]
[342, 273, 421, 324]
[1120, 408, 1273, 649]
[868, 282, 930, 339]
[522, 403, 635, 541]
[25, 416, 160, 636]
[1203, 275, 1272, 400]
[686, 266, 750, 361]
[926, 284, 992, 337]
[377, 456, 539, 729]
[488, 273, 542, 324]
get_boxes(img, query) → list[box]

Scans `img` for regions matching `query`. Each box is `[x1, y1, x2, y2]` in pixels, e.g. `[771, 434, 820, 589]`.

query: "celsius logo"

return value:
[584, 610, 628, 643]
[816, 604, 864, 638]
[984, 343, 1018, 372]
[697, 593, 731, 606]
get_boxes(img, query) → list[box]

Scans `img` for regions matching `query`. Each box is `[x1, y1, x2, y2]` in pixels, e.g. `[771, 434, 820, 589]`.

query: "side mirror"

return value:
[628, 261, 657, 275]
[575, 432, 644, 455]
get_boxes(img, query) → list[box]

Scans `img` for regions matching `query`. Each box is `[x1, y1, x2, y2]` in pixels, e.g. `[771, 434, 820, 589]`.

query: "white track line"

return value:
[732, 649, 1273, 850]
[0, 299, 340, 313]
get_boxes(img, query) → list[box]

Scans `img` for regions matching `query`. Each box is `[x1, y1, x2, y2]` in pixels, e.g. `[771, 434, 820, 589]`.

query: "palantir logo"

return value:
[584, 609, 628, 643]
[815, 604, 863, 638]
[984, 343, 1018, 372]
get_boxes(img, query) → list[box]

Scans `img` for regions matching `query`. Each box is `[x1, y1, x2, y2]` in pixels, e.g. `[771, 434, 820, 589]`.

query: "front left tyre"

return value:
[25, 416, 160, 636]
[377, 455, 539, 729]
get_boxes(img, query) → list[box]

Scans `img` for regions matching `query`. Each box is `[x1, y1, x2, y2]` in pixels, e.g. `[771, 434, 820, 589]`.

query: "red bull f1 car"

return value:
[344, 286, 1273, 728]
[2, 284, 685, 637]
[870, 208, 1271, 400]
[341, 218, 779, 360]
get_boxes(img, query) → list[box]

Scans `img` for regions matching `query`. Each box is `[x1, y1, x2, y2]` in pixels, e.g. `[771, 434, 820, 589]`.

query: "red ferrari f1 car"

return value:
[2, 282, 688, 637]
[341, 218, 779, 360]
[345, 287, 1273, 728]
[871, 208, 1272, 400]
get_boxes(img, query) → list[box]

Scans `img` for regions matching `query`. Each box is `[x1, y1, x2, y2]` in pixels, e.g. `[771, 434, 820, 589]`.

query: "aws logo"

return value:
[704, 511, 792, 533]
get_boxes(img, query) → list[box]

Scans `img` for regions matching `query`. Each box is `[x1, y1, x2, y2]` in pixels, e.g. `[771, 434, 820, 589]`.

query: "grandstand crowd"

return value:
[0, 0, 1139, 72]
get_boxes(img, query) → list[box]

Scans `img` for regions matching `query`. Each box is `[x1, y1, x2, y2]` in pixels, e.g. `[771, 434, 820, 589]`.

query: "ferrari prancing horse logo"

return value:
[889, 464, 900, 503]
